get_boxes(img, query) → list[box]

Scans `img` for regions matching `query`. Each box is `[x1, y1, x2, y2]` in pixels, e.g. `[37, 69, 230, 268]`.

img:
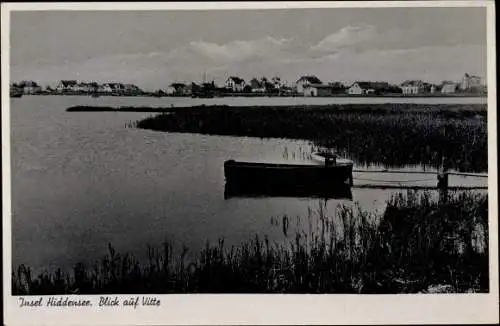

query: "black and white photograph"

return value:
[2, 1, 498, 325]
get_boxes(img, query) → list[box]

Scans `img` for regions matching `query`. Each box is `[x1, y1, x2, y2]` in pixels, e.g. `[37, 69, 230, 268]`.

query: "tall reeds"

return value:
[135, 104, 487, 172]
[12, 191, 488, 294]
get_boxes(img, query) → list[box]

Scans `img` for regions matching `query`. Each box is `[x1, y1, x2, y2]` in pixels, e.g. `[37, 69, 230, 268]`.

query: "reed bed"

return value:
[12, 191, 488, 294]
[134, 104, 487, 172]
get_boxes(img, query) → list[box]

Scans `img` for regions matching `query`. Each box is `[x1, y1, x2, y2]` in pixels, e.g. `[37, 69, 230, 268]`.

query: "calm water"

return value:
[10, 96, 487, 271]
[45, 94, 487, 107]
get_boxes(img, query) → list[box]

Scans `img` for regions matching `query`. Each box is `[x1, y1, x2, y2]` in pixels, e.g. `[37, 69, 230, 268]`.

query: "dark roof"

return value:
[250, 78, 264, 88]
[19, 80, 39, 87]
[352, 81, 391, 90]
[60, 80, 77, 87]
[297, 75, 322, 84]
[170, 83, 187, 88]
[227, 76, 245, 84]
[354, 82, 376, 89]
[328, 82, 345, 89]
[400, 80, 424, 87]
[306, 84, 331, 89]
[465, 73, 481, 79]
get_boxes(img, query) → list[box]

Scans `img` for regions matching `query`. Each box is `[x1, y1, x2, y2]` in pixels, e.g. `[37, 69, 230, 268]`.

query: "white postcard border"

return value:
[2, 1, 498, 325]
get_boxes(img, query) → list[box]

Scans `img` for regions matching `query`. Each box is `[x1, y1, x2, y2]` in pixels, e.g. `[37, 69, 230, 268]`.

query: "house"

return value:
[225, 76, 246, 92]
[441, 82, 458, 94]
[166, 86, 176, 95]
[105, 83, 125, 94]
[56, 80, 78, 93]
[303, 84, 333, 97]
[295, 76, 322, 94]
[73, 82, 94, 93]
[99, 83, 114, 93]
[123, 84, 141, 94]
[88, 82, 100, 93]
[18, 80, 42, 94]
[183, 83, 193, 96]
[400, 80, 425, 95]
[271, 76, 282, 89]
[279, 86, 295, 96]
[167, 83, 188, 96]
[328, 82, 347, 94]
[460, 73, 482, 91]
[249, 78, 266, 93]
[115, 83, 126, 93]
[347, 82, 376, 95]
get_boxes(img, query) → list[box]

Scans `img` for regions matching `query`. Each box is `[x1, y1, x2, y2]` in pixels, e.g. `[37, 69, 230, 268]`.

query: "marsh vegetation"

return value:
[134, 104, 487, 172]
[12, 191, 488, 294]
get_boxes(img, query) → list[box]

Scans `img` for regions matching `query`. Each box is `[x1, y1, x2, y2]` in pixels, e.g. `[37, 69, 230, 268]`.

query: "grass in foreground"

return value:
[12, 191, 488, 294]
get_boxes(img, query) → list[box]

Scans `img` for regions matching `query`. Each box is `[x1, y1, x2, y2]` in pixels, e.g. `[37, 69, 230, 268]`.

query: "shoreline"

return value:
[66, 103, 487, 113]
[15, 93, 488, 98]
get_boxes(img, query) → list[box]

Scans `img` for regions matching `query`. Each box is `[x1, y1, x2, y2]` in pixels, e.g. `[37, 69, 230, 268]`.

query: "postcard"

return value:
[2, 1, 498, 325]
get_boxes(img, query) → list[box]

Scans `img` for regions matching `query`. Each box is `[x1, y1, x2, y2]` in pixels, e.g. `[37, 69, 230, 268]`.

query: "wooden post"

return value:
[438, 155, 449, 204]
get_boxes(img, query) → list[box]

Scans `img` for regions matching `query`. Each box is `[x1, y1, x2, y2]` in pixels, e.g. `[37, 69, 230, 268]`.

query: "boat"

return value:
[311, 151, 353, 165]
[224, 159, 354, 195]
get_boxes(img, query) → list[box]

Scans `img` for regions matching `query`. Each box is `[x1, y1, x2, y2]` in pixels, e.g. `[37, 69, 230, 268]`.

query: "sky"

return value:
[10, 7, 487, 90]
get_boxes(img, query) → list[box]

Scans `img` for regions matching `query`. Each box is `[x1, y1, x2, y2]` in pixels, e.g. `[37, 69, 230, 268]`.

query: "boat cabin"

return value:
[315, 152, 338, 166]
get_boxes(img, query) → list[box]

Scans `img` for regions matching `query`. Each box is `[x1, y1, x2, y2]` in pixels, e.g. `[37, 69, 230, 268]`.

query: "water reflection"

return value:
[224, 182, 353, 200]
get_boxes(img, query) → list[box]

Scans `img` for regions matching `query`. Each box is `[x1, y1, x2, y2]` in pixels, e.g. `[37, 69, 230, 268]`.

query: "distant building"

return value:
[328, 82, 347, 94]
[18, 80, 42, 94]
[168, 83, 188, 96]
[124, 84, 142, 94]
[99, 83, 114, 93]
[295, 76, 322, 94]
[74, 82, 93, 93]
[86, 82, 100, 93]
[460, 73, 483, 91]
[303, 84, 334, 97]
[225, 76, 246, 92]
[103, 83, 125, 94]
[441, 82, 458, 94]
[56, 80, 78, 93]
[271, 76, 282, 89]
[249, 78, 266, 93]
[400, 80, 425, 95]
[347, 82, 375, 95]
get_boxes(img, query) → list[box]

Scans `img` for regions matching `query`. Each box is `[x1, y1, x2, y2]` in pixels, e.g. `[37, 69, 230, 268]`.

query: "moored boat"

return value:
[224, 159, 354, 191]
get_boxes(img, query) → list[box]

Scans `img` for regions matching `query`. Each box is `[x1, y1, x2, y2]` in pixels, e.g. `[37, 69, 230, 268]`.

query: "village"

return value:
[10, 72, 486, 97]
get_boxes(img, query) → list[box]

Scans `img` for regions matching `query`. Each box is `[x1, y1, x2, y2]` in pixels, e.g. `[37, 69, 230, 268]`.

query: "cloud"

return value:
[311, 25, 377, 54]
[165, 36, 295, 65]
[10, 26, 486, 89]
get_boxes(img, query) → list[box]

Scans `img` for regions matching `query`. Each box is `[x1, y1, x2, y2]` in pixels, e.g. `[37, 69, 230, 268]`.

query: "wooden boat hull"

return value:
[224, 160, 354, 196]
